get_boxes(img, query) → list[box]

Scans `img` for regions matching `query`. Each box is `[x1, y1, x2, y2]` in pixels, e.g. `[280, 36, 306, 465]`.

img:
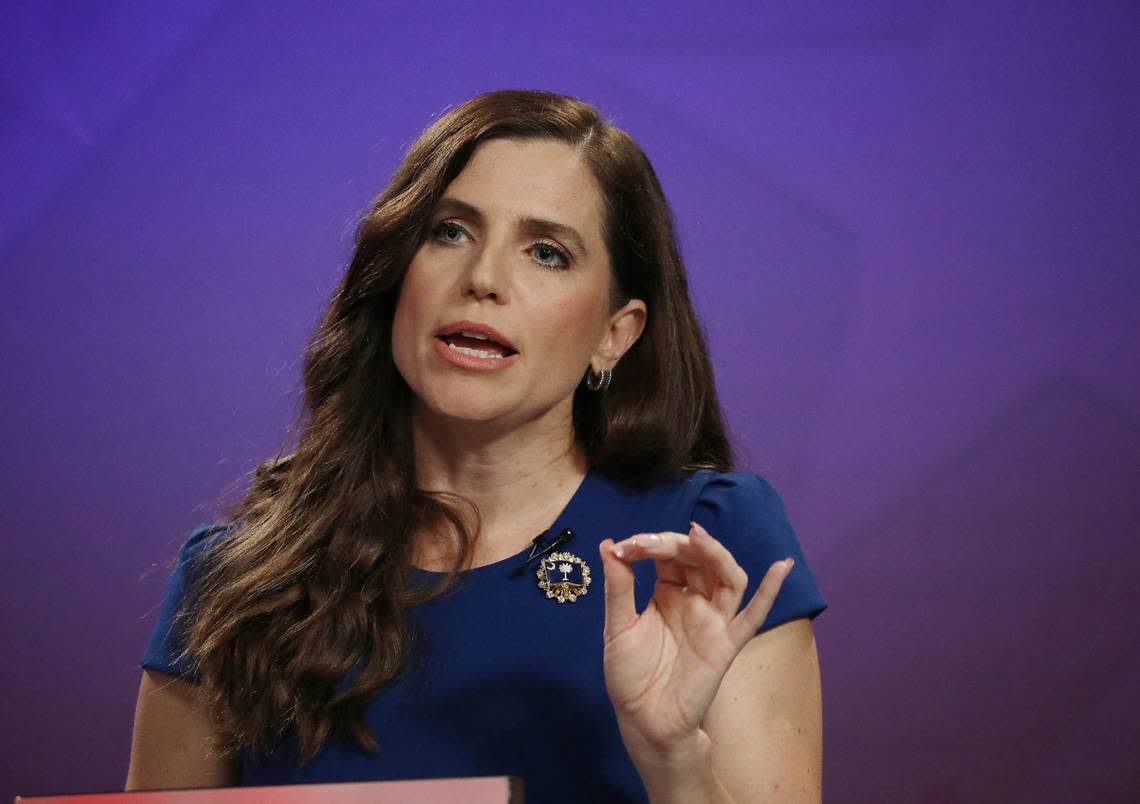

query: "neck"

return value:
[410, 399, 588, 569]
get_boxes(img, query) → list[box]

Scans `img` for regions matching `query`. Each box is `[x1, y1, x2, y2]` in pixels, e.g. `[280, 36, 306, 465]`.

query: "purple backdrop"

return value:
[2, 2, 1138, 801]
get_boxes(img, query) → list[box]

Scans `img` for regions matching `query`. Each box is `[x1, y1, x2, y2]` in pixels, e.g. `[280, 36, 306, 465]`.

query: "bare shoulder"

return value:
[705, 618, 822, 803]
[125, 669, 240, 790]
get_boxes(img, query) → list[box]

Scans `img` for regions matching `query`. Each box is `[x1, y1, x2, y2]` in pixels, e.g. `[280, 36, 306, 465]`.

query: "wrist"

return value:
[621, 728, 733, 804]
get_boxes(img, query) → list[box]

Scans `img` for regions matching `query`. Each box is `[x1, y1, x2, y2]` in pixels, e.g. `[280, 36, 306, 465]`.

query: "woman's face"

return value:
[392, 137, 645, 433]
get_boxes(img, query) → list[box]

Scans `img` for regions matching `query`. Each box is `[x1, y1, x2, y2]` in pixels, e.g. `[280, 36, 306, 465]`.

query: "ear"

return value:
[591, 298, 647, 369]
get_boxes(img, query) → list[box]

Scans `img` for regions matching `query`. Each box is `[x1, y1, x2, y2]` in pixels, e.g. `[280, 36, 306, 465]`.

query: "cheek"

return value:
[391, 265, 430, 374]
[538, 284, 611, 368]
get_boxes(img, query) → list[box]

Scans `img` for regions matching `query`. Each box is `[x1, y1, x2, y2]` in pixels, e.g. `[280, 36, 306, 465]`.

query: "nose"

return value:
[461, 238, 510, 303]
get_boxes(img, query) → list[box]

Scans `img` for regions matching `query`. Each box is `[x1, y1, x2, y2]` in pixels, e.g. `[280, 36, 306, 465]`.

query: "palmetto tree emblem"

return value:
[537, 551, 592, 603]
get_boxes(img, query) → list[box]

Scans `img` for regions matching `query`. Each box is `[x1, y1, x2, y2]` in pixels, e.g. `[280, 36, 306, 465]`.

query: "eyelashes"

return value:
[433, 220, 469, 246]
[530, 241, 570, 270]
[430, 220, 570, 270]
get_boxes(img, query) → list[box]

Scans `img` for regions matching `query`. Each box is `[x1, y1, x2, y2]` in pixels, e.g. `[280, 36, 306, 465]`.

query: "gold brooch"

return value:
[536, 551, 592, 603]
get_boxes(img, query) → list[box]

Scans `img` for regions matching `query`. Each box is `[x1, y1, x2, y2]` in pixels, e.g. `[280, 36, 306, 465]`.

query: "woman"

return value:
[127, 89, 826, 803]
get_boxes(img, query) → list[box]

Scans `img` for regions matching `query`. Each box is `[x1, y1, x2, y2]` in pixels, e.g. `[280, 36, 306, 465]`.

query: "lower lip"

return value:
[433, 337, 520, 372]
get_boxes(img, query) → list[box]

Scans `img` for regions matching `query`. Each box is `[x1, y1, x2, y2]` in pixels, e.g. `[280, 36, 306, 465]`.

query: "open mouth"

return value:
[437, 330, 518, 360]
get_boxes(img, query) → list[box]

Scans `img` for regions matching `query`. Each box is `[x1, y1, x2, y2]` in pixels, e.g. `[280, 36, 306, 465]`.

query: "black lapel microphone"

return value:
[509, 528, 574, 578]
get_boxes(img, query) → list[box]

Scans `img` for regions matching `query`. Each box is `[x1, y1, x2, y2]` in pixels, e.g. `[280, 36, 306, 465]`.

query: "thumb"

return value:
[599, 539, 637, 641]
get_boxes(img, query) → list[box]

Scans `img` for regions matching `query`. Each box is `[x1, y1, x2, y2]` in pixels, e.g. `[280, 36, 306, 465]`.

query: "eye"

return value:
[531, 240, 570, 270]
[432, 220, 470, 245]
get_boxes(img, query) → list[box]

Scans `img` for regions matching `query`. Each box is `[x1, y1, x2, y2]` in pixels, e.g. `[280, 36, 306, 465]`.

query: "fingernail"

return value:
[647, 533, 660, 541]
[614, 547, 624, 559]
[785, 558, 795, 573]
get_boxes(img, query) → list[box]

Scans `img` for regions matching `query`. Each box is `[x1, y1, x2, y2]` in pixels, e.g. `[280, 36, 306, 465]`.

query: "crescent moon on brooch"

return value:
[536, 551, 592, 603]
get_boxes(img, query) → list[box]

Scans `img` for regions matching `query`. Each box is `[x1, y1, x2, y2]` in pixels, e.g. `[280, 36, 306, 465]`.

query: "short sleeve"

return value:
[140, 523, 228, 682]
[691, 472, 827, 632]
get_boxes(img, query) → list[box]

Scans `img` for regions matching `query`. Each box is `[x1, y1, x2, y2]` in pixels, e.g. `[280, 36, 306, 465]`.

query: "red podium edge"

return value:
[15, 776, 523, 803]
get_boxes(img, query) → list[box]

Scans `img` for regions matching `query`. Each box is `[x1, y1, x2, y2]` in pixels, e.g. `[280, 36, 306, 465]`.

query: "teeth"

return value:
[448, 343, 503, 359]
[460, 330, 489, 340]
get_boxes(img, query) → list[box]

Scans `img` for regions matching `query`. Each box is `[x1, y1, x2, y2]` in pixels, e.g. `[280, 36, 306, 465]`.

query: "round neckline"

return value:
[409, 467, 598, 577]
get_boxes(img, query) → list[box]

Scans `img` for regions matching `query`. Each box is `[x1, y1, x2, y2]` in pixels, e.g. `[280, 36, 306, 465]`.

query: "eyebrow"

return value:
[432, 196, 590, 259]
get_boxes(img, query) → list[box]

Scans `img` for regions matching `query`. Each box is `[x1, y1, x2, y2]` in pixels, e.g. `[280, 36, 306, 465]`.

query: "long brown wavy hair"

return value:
[181, 89, 733, 764]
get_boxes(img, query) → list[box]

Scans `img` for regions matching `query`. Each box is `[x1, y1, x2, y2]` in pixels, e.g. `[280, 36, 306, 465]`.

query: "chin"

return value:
[413, 384, 517, 427]
[433, 400, 513, 425]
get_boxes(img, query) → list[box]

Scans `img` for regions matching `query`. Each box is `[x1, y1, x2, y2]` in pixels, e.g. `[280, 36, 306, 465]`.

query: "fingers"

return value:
[607, 524, 797, 655]
[599, 538, 638, 641]
[610, 523, 751, 618]
[727, 558, 794, 648]
[611, 531, 697, 566]
[689, 521, 749, 618]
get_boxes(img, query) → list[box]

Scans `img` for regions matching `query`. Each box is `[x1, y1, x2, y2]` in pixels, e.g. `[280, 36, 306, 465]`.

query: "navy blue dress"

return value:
[142, 469, 827, 801]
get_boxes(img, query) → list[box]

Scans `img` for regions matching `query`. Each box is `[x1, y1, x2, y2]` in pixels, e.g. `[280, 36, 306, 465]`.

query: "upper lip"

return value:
[436, 320, 518, 352]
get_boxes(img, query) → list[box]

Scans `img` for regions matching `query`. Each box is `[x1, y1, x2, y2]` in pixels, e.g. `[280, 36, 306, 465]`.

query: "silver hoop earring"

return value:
[586, 367, 612, 392]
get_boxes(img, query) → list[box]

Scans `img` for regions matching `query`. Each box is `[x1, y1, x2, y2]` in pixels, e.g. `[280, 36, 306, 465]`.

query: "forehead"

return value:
[444, 138, 605, 242]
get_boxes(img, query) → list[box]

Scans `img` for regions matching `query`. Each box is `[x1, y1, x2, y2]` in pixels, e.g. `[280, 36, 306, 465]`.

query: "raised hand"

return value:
[598, 521, 793, 782]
